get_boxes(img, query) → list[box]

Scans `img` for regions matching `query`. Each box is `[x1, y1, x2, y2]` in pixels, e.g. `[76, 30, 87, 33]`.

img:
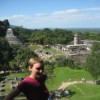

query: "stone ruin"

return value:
[0, 77, 25, 100]
[49, 89, 70, 100]
[5, 28, 23, 45]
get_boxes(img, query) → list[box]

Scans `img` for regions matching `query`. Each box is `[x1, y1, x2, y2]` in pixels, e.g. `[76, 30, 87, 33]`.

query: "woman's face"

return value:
[29, 63, 44, 75]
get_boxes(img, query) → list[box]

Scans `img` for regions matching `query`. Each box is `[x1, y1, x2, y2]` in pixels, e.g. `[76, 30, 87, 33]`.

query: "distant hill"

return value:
[10, 24, 23, 28]
[65, 28, 100, 33]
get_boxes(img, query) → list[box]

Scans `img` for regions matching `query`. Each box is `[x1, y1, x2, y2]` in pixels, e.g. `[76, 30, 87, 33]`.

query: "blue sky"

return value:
[0, 0, 100, 29]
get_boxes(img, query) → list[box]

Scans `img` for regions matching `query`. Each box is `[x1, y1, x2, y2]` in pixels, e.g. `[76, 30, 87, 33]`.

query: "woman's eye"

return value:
[37, 68, 42, 70]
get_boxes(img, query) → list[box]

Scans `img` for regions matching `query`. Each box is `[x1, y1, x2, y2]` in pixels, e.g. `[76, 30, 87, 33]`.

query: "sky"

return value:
[0, 0, 100, 29]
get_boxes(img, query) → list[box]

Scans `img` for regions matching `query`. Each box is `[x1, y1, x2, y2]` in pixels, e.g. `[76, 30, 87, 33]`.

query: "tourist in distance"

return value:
[4, 56, 49, 100]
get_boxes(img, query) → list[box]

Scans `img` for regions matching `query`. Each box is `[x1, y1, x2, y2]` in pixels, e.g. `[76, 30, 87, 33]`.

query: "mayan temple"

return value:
[5, 28, 23, 45]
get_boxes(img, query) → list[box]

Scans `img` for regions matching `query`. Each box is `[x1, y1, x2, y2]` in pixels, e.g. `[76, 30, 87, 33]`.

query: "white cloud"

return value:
[35, 13, 46, 16]
[65, 9, 80, 14]
[51, 9, 80, 16]
[0, 7, 100, 28]
[81, 7, 100, 11]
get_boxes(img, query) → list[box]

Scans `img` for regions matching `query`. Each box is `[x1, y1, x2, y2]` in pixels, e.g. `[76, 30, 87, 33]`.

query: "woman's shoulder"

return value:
[23, 76, 38, 83]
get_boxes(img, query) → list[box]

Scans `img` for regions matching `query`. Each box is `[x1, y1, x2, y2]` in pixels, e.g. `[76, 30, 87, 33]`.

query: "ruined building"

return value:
[5, 28, 22, 45]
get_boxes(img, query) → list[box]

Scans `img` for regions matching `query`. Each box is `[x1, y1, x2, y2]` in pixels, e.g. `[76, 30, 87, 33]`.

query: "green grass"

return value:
[5, 72, 29, 79]
[28, 44, 42, 51]
[46, 67, 93, 90]
[61, 83, 100, 100]
[46, 67, 100, 100]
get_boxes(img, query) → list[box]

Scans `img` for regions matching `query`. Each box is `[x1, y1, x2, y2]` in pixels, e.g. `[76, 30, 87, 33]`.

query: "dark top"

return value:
[17, 76, 49, 100]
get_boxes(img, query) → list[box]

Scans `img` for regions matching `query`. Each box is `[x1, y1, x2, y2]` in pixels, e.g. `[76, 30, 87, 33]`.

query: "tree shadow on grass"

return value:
[67, 89, 76, 98]
[61, 89, 76, 99]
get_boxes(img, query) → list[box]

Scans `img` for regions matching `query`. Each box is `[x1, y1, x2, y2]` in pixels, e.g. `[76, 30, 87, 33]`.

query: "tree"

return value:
[44, 61, 55, 80]
[86, 42, 100, 79]
[0, 37, 11, 72]
[9, 45, 38, 71]
[57, 58, 75, 69]
[0, 19, 9, 37]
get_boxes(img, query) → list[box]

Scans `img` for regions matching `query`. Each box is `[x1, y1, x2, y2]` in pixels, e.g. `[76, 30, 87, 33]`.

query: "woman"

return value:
[4, 56, 49, 100]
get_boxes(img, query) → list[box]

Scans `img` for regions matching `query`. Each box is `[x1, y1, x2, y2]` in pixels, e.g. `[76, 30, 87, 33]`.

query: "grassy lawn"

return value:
[46, 67, 93, 90]
[5, 72, 29, 79]
[46, 67, 100, 100]
[28, 44, 42, 51]
[61, 83, 100, 100]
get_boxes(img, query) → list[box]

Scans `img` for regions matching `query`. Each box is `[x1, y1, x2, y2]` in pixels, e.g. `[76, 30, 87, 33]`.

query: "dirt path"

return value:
[58, 81, 77, 90]
[58, 80, 95, 90]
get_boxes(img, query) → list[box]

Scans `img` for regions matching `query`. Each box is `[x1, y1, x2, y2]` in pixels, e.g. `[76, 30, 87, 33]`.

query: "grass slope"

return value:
[61, 83, 100, 100]
[46, 67, 100, 100]
[46, 67, 93, 90]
